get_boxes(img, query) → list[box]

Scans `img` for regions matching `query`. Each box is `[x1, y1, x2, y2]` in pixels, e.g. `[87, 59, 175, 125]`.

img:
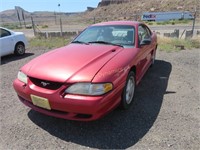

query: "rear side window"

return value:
[0, 29, 11, 38]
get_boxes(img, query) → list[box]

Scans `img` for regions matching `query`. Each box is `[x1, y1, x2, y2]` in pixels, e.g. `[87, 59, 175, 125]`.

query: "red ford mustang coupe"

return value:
[13, 21, 157, 121]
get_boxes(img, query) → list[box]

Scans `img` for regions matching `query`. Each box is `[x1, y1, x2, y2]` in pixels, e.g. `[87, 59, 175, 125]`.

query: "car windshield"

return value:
[72, 25, 135, 47]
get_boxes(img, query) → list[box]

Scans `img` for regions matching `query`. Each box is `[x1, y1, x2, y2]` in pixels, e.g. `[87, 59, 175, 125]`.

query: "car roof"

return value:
[91, 21, 141, 27]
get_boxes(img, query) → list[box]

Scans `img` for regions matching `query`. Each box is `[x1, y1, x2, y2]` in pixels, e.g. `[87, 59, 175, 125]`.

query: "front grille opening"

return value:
[29, 77, 63, 90]
[75, 114, 92, 119]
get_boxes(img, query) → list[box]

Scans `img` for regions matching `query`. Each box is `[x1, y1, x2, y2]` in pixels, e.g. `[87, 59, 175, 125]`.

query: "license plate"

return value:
[31, 94, 51, 110]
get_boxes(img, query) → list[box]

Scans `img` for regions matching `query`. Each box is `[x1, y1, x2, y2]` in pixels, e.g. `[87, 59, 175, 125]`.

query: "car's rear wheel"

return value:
[14, 43, 25, 56]
[121, 71, 136, 109]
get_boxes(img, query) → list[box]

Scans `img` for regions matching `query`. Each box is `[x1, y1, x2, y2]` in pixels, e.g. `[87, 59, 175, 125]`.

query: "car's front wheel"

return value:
[14, 43, 25, 56]
[121, 71, 136, 109]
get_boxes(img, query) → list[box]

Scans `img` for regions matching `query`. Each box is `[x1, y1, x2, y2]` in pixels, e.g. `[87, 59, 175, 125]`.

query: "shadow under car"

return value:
[1, 52, 34, 65]
[27, 59, 172, 149]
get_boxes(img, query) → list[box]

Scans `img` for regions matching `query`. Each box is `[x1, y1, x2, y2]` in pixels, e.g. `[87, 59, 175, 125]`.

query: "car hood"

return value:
[22, 44, 123, 83]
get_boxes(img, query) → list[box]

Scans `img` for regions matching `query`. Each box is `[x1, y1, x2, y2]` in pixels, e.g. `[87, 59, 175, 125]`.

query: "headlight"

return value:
[17, 71, 28, 84]
[65, 83, 113, 96]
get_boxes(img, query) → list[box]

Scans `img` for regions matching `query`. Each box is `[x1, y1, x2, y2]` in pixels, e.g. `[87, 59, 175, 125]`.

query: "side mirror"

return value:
[140, 38, 151, 46]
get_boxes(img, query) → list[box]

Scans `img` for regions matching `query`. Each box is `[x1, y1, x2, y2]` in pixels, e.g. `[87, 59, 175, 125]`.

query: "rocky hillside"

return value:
[0, 6, 79, 23]
[98, 0, 129, 7]
[84, 0, 199, 20]
[0, 0, 199, 24]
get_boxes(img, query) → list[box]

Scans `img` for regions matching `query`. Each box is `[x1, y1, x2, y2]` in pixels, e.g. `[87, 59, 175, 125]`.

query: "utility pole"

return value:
[58, 4, 63, 37]
[54, 11, 57, 25]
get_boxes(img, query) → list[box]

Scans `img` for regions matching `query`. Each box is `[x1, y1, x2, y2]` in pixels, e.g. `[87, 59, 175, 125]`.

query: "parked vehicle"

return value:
[0, 27, 28, 57]
[141, 11, 194, 21]
[13, 21, 157, 121]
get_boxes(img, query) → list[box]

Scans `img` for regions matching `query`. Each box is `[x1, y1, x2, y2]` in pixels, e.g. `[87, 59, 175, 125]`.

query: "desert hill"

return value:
[85, 0, 199, 20]
[0, 0, 199, 24]
[98, 0, 129, 7]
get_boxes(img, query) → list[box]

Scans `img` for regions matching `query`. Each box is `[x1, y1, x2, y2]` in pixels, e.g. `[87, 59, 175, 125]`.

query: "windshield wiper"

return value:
[89, 41, 123, 47]
[71, 40, 89, 45]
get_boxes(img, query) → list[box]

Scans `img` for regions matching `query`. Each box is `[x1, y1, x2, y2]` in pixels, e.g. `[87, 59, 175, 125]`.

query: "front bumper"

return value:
[13, 79, 123, 121]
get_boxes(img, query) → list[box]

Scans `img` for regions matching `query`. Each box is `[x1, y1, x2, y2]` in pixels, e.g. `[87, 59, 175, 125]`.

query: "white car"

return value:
[0, 27, 28, 57]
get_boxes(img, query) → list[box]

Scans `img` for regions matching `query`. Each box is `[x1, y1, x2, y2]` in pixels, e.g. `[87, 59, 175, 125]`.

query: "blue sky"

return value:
[0, 0, 100, 12]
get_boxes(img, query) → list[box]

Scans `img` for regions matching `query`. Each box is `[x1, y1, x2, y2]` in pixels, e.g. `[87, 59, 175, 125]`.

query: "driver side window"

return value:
[138, 25, 151, 43]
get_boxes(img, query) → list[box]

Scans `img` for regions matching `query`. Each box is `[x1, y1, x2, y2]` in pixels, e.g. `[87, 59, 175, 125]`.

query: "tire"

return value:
[14, 43, 25, 56]
[120, 71, 136, 109]
[150, 51, 156, 67]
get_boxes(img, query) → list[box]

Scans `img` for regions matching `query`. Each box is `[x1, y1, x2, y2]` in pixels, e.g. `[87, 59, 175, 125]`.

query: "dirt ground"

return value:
[0, 47, 199, 150]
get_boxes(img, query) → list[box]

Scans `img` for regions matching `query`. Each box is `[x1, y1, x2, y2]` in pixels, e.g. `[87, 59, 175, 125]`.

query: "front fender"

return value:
[92, 48, 139, 88]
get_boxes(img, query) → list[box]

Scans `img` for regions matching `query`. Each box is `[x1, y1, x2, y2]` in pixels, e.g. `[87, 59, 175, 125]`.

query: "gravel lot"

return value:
[0, 47, 199, 150]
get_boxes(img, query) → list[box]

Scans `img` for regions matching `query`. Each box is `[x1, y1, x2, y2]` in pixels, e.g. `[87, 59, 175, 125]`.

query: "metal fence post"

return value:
[31, 16, 36, 36]
[60, 17, 63, 37]
[192, 10, 196, 37]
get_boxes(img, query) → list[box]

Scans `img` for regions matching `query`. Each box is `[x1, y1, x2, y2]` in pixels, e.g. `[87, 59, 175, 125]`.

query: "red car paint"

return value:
[13, 21, 157, 121]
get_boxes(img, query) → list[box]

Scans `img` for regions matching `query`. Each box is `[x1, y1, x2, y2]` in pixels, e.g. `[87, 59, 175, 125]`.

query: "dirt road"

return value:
[0, 48, 199, 150]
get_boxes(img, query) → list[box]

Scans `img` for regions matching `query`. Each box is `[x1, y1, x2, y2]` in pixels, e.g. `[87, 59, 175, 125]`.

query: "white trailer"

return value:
[141, 11, 194, 21]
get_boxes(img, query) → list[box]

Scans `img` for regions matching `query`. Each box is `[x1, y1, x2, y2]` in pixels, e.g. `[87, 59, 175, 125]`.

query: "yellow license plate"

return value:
[31, 94, 51, 110]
